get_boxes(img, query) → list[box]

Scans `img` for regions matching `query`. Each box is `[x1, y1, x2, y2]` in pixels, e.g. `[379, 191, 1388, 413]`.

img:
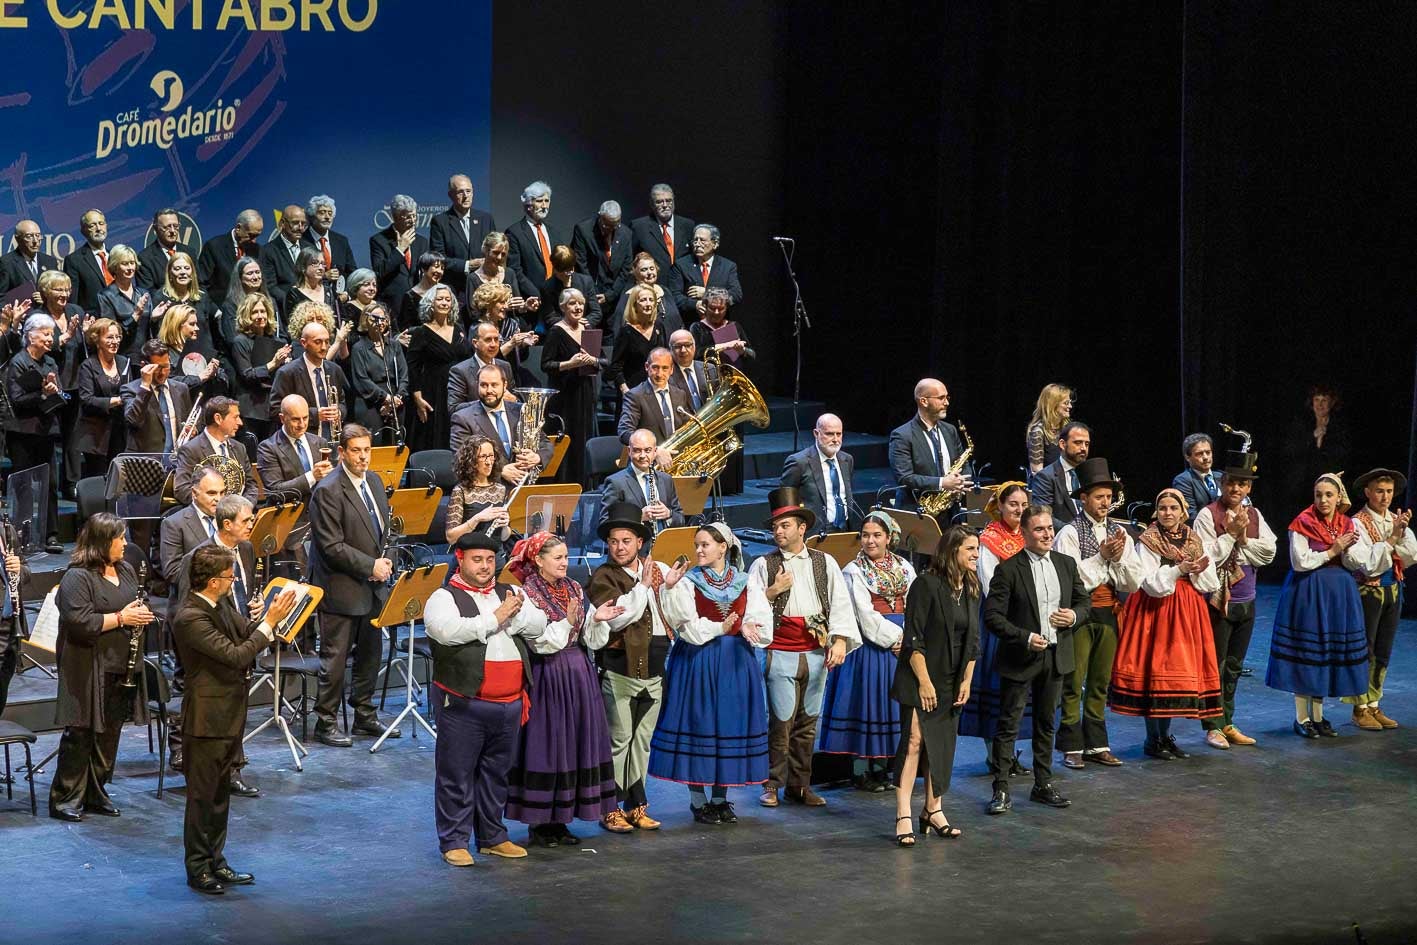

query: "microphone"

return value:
[770, 236, 794, 242]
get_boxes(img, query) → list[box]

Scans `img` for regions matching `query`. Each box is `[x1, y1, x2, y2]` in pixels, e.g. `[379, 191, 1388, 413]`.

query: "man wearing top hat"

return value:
[1190, 445, 1277, 748]
[1339, 468, 1415, 731]
[1052, 458, 1141, 769]
[584, 502, 685, 833]
[747, 487, 861, 808]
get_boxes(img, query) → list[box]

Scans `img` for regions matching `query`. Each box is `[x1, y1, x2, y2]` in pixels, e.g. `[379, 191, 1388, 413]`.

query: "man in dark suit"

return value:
[449, 322, 515, 414]
[369, 194, 427, 310]
[427, 175, 494, 294]
[137, 208, 197, 291]
[308, 424, 399, 745]
[256, 394, 334, 565]
[0, 219, 60, 299]
[571, 200, 634, 309]
[599, 429, 684, 532]
[666, 329, 712, 412]
[629, 184, 695, 287]
[1030, 421, 1092, 525]
[618, 348, 691, 445]
[173, 396, 259, 505]
[301, 195, 359, 288]
[259, 205, 308, 308]
[122, 340, 194, 452]
[267, 320, 348, 440]
[780, 414, 856, 533]
[63, 210, 113, 312]
[505, 181, 564, 284]
[449, 364, 550, 481]
[983, 504, 1090, 815]
[889, 377, 974, 507]
[172, 543, 297, 894]
[1171, 433, 1219, 524]
[197, 210, 263, 308]
[672, 224, 743, 318]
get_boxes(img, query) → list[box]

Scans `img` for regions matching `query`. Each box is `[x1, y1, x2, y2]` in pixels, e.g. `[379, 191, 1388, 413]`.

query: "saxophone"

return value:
[918, 423, 974, 517]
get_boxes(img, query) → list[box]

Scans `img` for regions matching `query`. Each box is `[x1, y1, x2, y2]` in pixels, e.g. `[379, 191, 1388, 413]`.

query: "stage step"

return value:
[762, 396, 826, 435]
[741, 431, 890, 481]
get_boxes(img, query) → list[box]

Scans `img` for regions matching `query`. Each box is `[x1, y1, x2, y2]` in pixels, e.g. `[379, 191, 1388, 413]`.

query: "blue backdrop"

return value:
[0, 1, 491, 258]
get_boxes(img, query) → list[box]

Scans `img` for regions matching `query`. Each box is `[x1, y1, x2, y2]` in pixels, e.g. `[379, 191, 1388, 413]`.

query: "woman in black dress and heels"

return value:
[406, 284, 468, 452]
[541, 287, 605, 488]
[891, 524, 980, 846]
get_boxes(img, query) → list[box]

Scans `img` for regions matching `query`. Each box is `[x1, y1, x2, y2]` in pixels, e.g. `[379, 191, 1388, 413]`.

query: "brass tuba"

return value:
[917, 423, 974, 517]
[511, 387, 558, 486]
[662, 364, 769, 478]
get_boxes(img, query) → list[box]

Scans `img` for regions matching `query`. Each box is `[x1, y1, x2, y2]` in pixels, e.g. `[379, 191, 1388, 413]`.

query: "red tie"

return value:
[321, 236, 331, 268]
[96, 250, 112, 285]
[403, 247, 412, 269]
[602, 232, 613, 264]
[700, 261, 710, 286]
[661, 224, 673, 262]
[536, 225, 552, 279]
[235, 243, 243, 260]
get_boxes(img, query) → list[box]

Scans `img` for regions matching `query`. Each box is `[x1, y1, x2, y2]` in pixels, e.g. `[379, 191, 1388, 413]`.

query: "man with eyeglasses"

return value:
[889, 377, 974, 513]
[671, 224, 742, 317]
[0, 220, 60, 300]
[259, 205, 309, 306]
[137, 208, 196, 291]
[629, 184, 695, 287]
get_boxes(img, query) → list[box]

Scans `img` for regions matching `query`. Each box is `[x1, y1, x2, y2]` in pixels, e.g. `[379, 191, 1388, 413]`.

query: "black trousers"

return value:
[315, 610, 383, 729]
[1204, 600, 1256, 731]
[990, 661, 1063, 792]
[0, 619, 19, 715]
[7, 433, 60, 539]
[182, 732, 242, 879]
[49, 726, 123, 812]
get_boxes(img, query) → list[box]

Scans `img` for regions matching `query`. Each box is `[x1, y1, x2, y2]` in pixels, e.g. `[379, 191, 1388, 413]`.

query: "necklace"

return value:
[702, 564, 734, 588]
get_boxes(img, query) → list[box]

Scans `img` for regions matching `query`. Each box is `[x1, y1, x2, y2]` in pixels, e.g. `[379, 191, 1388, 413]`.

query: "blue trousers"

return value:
[434, 692, 522, 851]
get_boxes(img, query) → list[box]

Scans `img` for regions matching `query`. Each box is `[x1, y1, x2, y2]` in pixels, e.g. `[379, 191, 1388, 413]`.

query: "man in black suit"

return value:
[63, 210, 113, 312]
[599, 429, 684, 533]
[256, 394, 334, 566]
[983, 504, 1090, 815]
[780, 414, 856, 533]
[666, 329, 712, 412]
[301, 195, 359, 288]
[1170, 433, 1219, 524]
[308, 424, 400, 745]
[173, 543, 297, 895]
[173, 396, 259, 505]
[571, 200, 634, 309]
[122, 340, 194, 452]
[427, 175, 494, 294]
[369, 194, 427, 310]
[888, 377, 974, 508]
[672, 224, 743, 319]
[1029, 421, 1091, 525]
[0, 219, 60, 299]
[618, 348, 691, 445]
[267, 320, 348, 440]
[505, 181, 564, 284]
[629, 184, 695, 287]
[259, 205, 308, 308]
[448, 322, 515, 414]
[137, 208, 197, 291]
[449, 364, 550, 482]
[197, 209, 263, 307]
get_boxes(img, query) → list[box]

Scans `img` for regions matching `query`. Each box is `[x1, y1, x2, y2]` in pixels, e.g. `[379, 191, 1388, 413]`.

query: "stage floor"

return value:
[3, 586, 1415, 945]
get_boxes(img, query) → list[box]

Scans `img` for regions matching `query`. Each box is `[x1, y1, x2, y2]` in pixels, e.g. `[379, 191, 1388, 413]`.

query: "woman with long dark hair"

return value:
[443, 435, 511, 547]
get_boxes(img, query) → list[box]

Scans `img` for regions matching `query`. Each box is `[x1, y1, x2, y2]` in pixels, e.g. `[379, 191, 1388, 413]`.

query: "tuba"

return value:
[917, 423, 974, 517]
[662, 364, 769, 478]
[511, 387, 558, 487]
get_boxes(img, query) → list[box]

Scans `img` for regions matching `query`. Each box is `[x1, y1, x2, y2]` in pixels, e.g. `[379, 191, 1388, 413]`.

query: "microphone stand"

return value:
[775, 237, 810, 450]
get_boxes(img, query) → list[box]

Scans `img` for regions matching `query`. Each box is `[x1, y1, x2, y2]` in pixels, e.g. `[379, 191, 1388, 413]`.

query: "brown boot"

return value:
[1369, 706, 1399, 729]
[1353, 706, 1383, 731]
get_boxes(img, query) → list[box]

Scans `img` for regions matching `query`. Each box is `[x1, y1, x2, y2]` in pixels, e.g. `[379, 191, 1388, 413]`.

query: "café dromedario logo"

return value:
[95, 69, 240, 159]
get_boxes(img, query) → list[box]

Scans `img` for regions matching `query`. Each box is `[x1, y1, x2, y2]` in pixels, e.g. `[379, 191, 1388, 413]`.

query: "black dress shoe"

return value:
[713, 801, 738, 824]
[1315, 718, 1339, 738]
[50, 807, 84, 822]
[352, 719, 400, 738]
[986, 788, 1011, 815]
[170, 751, 184, 773]
[87, 800, 122, 817]
[1143, 740, 1175, 760]
[45, 535, 64, 554]
[314, 728, 353, 748]
[187, 873, 225, 895]
[228, 776, 261, 798]
[1029, 784, 1071, 808]
[1162, 736, 1189, 759]
[1009, 752, 1032, 777]
[1293, 720, 1319, 739]
[213, 866, 255, 886]
[691, 804, 722, 825]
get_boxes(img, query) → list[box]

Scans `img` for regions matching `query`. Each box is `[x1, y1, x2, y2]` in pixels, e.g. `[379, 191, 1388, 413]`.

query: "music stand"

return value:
[510, 484, 582, 536]
[370, 563, 448, 752]
[541, 434, 571, 479]
[878, 508, 944, 556]
[649, 526, 699, 567]
[807, 531, 861, 568]
[245, 578, 323, 770]
[672, 475, 717, 517]
[369, 445, 412, 489]
[387, 486, 444, 539]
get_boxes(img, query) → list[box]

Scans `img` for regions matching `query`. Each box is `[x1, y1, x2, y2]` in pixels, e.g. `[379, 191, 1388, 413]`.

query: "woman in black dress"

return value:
[541, 287, 605, 488]
[284, 247, 341, 326]
[608, 284, 668, 398]
[398, 252, 446, 332]
[49, 513, 155, 821]
[96, 244, 154, 358]
[157, 303, 225, 396]
[154, 252, 221, 364]
[689, 286, 755, 370]
[471, 281, 539, 388]
[348, 302, 408, 444]
[229, 294, 292, 442]
[443, 436, 511, 548]
[406, 284, 469, 452]
[891, 524, 980, 846]
[74, 317, 130, 478]
[608, 252, 683, 338]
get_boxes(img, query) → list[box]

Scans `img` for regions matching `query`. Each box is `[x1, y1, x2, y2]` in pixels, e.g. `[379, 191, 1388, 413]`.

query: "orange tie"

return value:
[321, 236, 331, 268]
[661, 224, 673, 262]
[403, 247, 412, 269]
[536, 224, 552, 279]
[700, 261, 709, 286]
[235, 243, 243, 260]
[96, 249, 113, 285]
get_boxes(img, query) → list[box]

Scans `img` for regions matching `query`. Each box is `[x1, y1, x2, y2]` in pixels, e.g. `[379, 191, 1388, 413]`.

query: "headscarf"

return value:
[984, 480, 1029, 521]
[684, 522, 749, 603]
[853, 511, 909, 609]
[1139, 488, 1203, 562]
[860, 510, 900, 547]
[508, 531, 585, 628]
[507, 531, 554, 582]
[1289, 472, 1355, 547]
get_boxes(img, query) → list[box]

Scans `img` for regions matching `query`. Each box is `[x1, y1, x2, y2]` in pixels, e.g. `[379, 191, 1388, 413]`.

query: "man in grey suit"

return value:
[122, 340, 193, 452]
[448, 322, 515, 414]
[255, 395, 333, 566]
[1029, 422, 1091, 526]
[618, 348, 691, 445]
[173, 397, 259, 506]
[1170, 433, 1219, 524]
[599, 429, 683, 533]
[449, 365, 551, 482]
[888, 377, 974, 508]
[780, 414, 856, 533]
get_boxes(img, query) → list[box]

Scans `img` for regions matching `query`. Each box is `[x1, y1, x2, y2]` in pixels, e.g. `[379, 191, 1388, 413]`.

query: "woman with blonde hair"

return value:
[229, 293, 292, 440]
[157, 302, 223, 394]
[607, 283, 667, 397]
[608, 251, 682, 337]
[74, 317, 130, 476]
[1025, 383, 1074, 477]
[96, 243, 154, 357]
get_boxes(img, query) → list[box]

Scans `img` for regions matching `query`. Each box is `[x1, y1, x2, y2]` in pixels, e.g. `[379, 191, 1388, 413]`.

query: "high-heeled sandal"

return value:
[919, 808, 962, 839]
[894, 815, 916, 846]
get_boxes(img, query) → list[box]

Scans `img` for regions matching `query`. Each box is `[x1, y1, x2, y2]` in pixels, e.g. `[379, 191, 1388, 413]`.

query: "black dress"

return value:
[74, 356, 130, 478]
[230, 331, 284, 438]
[98, 284, 155, 358]
[890, 572, 980, 798]
[541, 323, 604, 488]
[607, 321, 668, 392]
[406, 322, 469, 452]
[349, 337, 410, 440]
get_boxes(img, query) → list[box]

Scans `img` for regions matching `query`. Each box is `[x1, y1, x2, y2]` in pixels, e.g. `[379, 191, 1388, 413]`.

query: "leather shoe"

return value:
[315, 728, 353, 748]
[1314, 718, 1339, 738]
[1061, 751, 1084, 769]
[441, 849, 475, 868]
[759, 789, 779, 807]
[1162, 736, 1189, 759]
[45, 535, 64, 554]
[187, 873, 225, 895]
[477, 840, 528, 859]
[785, 787, 827, 807]
[1029, 784, 1071, 808]
[50, 807, 84, 822]
[1293, 719, 1319, 739]
[228, 776, 260, 798]
[87, 800, 121, 817]
[1352, 706, 1383, 731]
[1370, 706, 1399, 729]
[1204, 729, 1231, 750]
[1143, 740, 1175, 760]
[1085, 750, 1124, 767]
[170, 752, 184, 773]
[213, 867, 254, 885]
[692, 804, 722, 825]
[1222, 724, 1257, 746]
[353, 718, 400, 738]
[986, 788, 1011, 815]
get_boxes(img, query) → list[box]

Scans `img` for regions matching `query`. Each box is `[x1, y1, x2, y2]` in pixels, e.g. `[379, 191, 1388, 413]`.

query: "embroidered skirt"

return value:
[1109, 580, 1223, 718]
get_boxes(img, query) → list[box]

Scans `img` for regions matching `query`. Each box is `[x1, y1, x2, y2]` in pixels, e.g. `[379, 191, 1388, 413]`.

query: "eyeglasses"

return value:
[671, 342, 694, 349]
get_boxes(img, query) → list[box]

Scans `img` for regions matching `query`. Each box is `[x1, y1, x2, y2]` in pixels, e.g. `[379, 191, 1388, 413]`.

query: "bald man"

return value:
[0, 220, 60, 298]
[781, 414, 857, 533]
[256, 394, 333, 568]
[259, 205, 309, 308]
[666, 329, 712, 412]
[888, 378, 974, 509]
[267, 321, 348, 439]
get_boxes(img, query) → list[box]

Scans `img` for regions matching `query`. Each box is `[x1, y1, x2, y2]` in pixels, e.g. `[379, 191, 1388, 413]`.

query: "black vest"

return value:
[428, 582, 532, 699]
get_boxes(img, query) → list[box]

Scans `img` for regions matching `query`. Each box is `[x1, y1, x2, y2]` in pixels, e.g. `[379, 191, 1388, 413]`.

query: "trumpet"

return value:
[174, 393, 204, 450]
[325, 371, 342, 450]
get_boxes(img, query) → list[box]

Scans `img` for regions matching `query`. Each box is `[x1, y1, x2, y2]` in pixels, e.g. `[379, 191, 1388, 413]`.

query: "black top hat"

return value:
[765, 486, 816, 530]
[454, 531, 501, 553]
[1352, 467, 1407, 495]
[597, 501, 654, 543]
[1070, 457, 1119, 498]
[1220, 450, 1260, 481]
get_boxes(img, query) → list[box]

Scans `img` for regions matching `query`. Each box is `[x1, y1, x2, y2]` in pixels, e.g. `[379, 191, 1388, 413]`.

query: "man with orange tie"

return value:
[630, 184, 695, 289]
[137, 208, 197, 291]
[505, 181, 565, 284]
[197, 209, 264, 307]
[370, 194, 428, 311]
[672, 225, 743, 317]
[63, 210, 114, 312]
[301, 195, 359, 290]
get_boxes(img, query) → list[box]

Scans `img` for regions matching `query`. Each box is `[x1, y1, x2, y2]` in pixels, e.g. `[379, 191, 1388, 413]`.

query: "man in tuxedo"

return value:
[599, 429, 684, 533]
[666, 330, 712, 413]
[137, 209, 196, 291]
[672, 225, 743, 318]
[197, 210, 263, 307]
[369, 194, 427, 310]
[1030, 422, 1092, 525]
[256, 395, 334, 567]
[173, 397, 259, 505]
[259, 205, 308, 308]
[449, 321, 515, 414]
[308, 424, 400, 746]
[63, 210, 113, 312]
[983, 504, 1090, 815]
[1171, 433, 1219, 524]
[449, 365, 549, 482]
[301, 195, 359, 289]
[0, 219, 60, 299]
[780, 414, 856, 534]
[428, 175, 495, 294]
[505, 181, 563, 284]
[618, 348, 691, 445]
[629, 184, 695, 287]
[122, 340, 194, 452]
[173, 543, 296, 895]
[267, 320, 348, 441]
[889, 377, 974, 508]
[571, 200, 633, 309]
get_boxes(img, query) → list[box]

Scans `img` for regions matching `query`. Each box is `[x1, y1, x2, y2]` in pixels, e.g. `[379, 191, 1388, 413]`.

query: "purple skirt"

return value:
[505, 646, 618, 825]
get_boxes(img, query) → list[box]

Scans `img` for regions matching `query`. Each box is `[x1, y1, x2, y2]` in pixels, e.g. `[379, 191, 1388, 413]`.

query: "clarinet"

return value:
[0, 498, 21, 623]
[120, 562, 149, 690]
[645, 461, 663, 535]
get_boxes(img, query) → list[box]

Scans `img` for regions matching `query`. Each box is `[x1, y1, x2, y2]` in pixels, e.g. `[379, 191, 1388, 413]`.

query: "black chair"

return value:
[142, 657, 173, 798]
[408, 450, 455, 492]
[76, 475, 112, 520]
[0, 720, 38, 815]
[585, 435, 624, 490]
[252, 644, 325, 742]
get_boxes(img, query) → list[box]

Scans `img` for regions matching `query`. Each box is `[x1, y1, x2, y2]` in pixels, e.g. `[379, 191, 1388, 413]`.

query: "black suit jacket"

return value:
[369, 226, 429, 310]
[196, 231, 261, 306]
[598, 467, 684, 528]
[668, 360, 712, 411]
[0, 249, 60, 296]
[309, 469, 392, 616]
[504, 217, 565, 283]
[63, 244, 110, 312]
[780, 445, 857, 532]
[136, 240, 196, 291]
[74, 355, 130, 457]
[160, 504, 216, 585]
[448, 400, 552, 469]
[172, 432, 259, 506]
[1170, 467, 1217, 524]
[173, 593, 268, 739]
[266, 358, 349, 426]
[300, 228, 359, 278]
[256, 428, 329, 548]
[629, 215, 696, 285]
[448, 356, 514, 414]
[97, 283, 155, 358]
[983, 550, 1090, 681]
[888, 415, 973, 500]
[121, 379, 194, 453]
[427, 209, 495, 290]
[174, 538, 257, 617]
[1030, 459, 1080, 526]
[671, 254, 743, 315]
[618, 381, 691, 445]
[570, 218, 634, 307]
[259, 238, 305, 312]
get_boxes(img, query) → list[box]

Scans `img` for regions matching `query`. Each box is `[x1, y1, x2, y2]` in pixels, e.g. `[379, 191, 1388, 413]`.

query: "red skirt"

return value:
[1108, 580, 1222, 719]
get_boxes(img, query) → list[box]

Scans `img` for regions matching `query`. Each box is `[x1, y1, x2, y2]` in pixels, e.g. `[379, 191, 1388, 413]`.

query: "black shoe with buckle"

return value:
[1293, 720, 1319, 739]
[1314, 718, 1339, 738]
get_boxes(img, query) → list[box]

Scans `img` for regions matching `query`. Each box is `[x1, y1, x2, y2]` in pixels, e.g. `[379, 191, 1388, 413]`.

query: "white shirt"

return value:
[424, 582, 544, 661]
[1135, 541, 1221, 597]
[304, 355, 332, 406]
[281, 235, 301, 262]
[197, 589, 274, 640]
[747, 548, 862, 652]
[659, 572, 773, 647]
[1343, 507, 1417, 578]
[285, 432, 318, 487]
[1053, 514, 1142, 593]
[203, 429, 232, 457]
[841, 558, 916, 649]
[1024, 549, 1061, 644]
[817, 450, 846, 526]
[919, 418, 953, 487]
[584, 561, 673, 651]
[1191, 503, 1279, 571]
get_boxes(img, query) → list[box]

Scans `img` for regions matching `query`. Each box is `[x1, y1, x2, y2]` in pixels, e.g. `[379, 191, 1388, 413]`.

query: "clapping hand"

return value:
[593, 601, 626, 623]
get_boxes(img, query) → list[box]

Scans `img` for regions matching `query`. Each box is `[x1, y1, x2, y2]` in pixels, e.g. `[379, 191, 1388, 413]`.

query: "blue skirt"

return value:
[649, 635, 769, 786]
[818, 641, 900, 758]
[958, 626, 1032, 741]
[1265, 565, 1368, 697]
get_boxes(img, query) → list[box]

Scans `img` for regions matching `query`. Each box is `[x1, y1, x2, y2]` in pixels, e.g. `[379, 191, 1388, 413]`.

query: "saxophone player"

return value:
[888, 378, 974, 514]
[599, 429, 683, 532]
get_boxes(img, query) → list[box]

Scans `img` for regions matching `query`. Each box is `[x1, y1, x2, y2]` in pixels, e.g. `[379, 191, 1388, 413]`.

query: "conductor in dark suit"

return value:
[369, 195, 428, 310]
[173, 543, 298, 894]
[598, 429, 684, 532]
[618, 349, 691, 445]
[121, 340, 193, 453]
[504, 181, 564, 283]
[172, 396, 259, 506]
[427, 175, 494, 294]
[136, 209, 196, 291]
[0, 219, 60, 298]
[308, 424, 399, 745]
[266, 319, 348, 440]
[197, 210, 263, 307]
[448, 364, 550, 481]
[258, 206, 308, 313]
[256, 394, 334, 564]
[629, 184, 695, 287]
[63, 210, 113, 313]
[780, 414, 856, 533]
[889, 378, 974, 507]
[671, 225, 743, 318]
[982, 504, 1090, 815]
[1029, 421, 1091, 525]
[571, 200, 634, 309]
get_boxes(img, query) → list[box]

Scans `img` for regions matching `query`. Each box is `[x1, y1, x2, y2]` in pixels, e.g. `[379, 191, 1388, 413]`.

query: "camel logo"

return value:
[150, 70, 184, 112]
